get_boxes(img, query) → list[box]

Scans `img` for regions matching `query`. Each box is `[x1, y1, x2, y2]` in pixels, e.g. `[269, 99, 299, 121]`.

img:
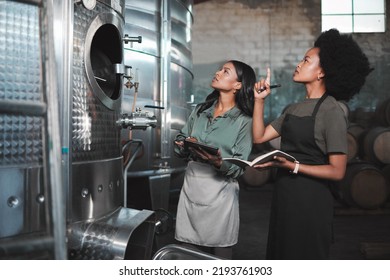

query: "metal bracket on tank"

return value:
[122, 34, 142, 49]
[115, 64, 139, 90]
[122, 35, 142, 44]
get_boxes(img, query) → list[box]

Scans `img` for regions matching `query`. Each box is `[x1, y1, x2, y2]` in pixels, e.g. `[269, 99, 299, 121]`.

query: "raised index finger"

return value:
[266, 67, 271, 85]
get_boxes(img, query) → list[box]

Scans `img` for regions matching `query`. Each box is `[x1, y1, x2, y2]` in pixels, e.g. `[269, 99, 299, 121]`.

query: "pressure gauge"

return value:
[82, 0, 96, 10]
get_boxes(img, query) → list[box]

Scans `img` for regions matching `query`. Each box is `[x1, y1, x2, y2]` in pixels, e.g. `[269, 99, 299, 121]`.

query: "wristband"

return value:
[291, 161, 300, 174]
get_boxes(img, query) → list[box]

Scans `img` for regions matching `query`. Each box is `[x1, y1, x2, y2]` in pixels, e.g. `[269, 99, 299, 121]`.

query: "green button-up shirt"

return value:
[174, 102, 253, 179]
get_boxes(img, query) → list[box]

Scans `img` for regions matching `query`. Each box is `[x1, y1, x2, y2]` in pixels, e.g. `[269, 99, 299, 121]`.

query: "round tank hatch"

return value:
[85, 12, 124, 110]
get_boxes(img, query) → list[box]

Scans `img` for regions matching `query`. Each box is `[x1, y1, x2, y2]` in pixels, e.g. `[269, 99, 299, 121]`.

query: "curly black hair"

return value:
[196, 60, 256, 117]
[314, 29, 373, 101]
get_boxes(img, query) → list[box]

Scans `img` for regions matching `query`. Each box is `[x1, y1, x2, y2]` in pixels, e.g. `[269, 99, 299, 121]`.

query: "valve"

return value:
[116, 108, 157, 130]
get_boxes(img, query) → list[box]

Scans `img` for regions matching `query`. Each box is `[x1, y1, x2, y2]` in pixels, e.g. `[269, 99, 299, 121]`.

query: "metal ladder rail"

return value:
[40, 0, 67, 260]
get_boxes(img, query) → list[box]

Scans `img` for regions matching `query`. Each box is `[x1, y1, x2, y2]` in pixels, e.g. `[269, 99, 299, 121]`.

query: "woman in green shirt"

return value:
[174, 60, 256, 259]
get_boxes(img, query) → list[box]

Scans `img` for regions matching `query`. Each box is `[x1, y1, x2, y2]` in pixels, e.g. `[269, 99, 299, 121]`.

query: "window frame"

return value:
[321, 0, 386, 33]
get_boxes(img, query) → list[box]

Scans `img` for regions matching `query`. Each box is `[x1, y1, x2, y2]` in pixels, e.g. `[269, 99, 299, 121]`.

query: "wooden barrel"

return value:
[238, 167, 271, 188]
[374, 98, 390, 126]
[336, 162, 389, 209]
[363, 126, 390, 165]
[351, 107, 375, 129]
[347, 123, 365, 161]
[382, 165, 390, 201]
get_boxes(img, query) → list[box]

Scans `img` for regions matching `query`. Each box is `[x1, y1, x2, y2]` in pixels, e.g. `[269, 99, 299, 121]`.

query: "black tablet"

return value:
[184, 139, 219, 155]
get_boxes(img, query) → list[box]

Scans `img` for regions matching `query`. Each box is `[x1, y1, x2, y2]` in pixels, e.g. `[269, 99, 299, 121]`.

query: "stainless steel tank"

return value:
[0, 0, 193, 260]
[69, 0, 125, 223]
[1, 0, 158, 260]
[64, 0, 155, 260]
[122, 0, 193, 211]
[0, 0, 46, 241]
[0, 0, 66, 259]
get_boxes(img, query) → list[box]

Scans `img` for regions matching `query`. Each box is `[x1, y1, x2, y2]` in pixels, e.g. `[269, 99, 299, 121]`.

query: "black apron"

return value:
[266, 94, 334, 260]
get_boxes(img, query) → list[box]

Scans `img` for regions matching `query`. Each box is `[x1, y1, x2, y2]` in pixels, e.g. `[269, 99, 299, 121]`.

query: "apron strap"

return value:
[312, 93, 328, 118]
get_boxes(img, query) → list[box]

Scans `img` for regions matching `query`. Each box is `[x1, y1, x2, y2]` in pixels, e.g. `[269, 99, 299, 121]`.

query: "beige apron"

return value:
[175, 161, 240, 247]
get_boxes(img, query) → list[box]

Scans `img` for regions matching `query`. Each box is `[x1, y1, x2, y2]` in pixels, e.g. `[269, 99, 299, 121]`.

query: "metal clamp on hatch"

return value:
[115, 63, 141, 90]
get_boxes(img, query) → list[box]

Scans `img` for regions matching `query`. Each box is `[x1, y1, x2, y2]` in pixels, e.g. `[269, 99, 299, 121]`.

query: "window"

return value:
[322, 0, 386, 33]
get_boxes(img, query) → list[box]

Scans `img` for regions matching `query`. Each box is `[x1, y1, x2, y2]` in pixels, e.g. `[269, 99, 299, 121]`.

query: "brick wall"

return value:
[191, 0, 390, 121]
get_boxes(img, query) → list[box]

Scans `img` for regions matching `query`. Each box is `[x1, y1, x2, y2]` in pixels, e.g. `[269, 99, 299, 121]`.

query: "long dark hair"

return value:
[196, 60, 256, 117]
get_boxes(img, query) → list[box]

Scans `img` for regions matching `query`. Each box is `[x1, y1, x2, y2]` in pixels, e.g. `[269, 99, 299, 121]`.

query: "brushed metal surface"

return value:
[72, 2, 124, 161]
[0, 2, 43, 166]
[68, 207, 154, 259]
[70, 157, 123, 222]
[0, 167, 45, 238]
[0, 1, 47, 240]
[122, 0, 193, 172]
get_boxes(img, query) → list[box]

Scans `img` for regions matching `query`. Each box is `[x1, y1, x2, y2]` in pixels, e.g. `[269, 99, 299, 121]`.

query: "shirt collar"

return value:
[202, 101, 242, 119]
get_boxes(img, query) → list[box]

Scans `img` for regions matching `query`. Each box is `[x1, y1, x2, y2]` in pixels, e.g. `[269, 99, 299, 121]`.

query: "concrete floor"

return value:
[159, 183, 390, 260]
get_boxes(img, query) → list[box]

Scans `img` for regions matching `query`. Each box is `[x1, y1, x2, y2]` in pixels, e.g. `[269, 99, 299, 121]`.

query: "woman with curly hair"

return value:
[252, 29, 372, 259]
[174, 60, 256, 259]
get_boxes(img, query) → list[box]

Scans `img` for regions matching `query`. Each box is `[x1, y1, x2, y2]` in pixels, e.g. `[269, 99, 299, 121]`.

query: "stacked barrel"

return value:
[338, 99, 390, 209]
